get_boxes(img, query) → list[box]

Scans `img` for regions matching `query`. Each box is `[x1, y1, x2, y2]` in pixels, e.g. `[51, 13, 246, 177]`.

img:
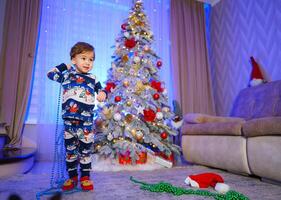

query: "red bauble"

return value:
[160, 132, 168, 139]
[156, 60, 162, 68]
[121, 23, 127, 30]
[125, 38, 136, 49]
[153, 93, 160, 100]
[115, 96, 122, 102]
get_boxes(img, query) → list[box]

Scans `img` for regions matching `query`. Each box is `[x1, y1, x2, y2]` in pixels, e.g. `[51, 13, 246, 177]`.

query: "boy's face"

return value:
[71, 51, 94, 73]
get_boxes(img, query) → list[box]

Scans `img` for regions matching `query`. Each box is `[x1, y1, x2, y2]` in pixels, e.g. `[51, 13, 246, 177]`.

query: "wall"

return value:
[210, 0, 281, 115]
[22, 124, 60, 161]
[0, 0, 6, 55]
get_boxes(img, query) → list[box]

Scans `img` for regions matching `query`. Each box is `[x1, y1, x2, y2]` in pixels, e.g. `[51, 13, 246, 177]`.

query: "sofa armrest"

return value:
[182, 121, 245, 136]
[184, 113, 245, 124]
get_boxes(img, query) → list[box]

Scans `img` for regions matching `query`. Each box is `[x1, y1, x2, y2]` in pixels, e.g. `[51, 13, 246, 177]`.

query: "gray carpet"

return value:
[0, 165, 281, 200]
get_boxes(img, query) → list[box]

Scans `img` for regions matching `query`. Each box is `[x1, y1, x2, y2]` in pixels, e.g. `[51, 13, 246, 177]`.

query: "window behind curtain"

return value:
[26, 0, 171, 124]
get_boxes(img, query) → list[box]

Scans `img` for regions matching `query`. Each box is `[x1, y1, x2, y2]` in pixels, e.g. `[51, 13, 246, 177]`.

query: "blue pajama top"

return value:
[47, 63, 103, 122]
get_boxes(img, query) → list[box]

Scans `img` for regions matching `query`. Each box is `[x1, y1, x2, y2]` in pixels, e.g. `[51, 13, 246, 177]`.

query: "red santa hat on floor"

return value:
[249, 56, 265, 87]
[185, 173, 230, 194]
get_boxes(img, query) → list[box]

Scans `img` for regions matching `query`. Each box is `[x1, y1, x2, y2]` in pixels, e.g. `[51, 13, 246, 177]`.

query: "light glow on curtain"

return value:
[26, 0, 171, 124]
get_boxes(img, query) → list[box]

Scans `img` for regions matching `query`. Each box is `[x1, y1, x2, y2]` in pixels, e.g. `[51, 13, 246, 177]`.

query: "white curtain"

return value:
[26, 0, 172, 125]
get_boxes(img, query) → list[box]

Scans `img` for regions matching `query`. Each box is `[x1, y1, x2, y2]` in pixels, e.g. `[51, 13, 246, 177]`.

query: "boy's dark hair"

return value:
[70, 42, 95, 60]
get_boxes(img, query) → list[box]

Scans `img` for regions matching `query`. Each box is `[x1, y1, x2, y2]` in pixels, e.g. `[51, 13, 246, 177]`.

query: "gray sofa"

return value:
[182, 80, 281, 182]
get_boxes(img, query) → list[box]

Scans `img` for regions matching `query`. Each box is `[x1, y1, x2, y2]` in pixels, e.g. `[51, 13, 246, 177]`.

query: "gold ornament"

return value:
[95, 144, 101, 151]
[132, 64, 140, 71]
[135, 130, 144, 141]
[135, 81, 146, 95]
[131, 129, 137, 137]
[136, 20, 142, 26]
[102, 107, 113, 119]
[123, 80, 130, 87]
[125, 114, 133, 123]
[126, 101, 132, 107]
[117, 67, 124, 73]
[162, 107, 170, 112]
[122, 55, 129, 62]
[131, 16, 138, 23]
[95, 119, 103, 128]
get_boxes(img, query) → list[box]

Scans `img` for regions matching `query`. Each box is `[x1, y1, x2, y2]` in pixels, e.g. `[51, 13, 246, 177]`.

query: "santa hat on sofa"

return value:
[185, 173, 230, 194]
[249, 56, 265, 87]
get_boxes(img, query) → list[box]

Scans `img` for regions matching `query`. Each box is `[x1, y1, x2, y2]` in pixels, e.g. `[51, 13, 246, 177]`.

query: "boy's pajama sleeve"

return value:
[95, 81, 108, 97]
[47, 63, 68, 83]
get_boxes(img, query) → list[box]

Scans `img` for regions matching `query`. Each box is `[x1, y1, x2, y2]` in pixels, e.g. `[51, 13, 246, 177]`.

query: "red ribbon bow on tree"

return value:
[151, 80, 163, 93]
[105, 82, 116, 92]
[143, 109, 156, 122]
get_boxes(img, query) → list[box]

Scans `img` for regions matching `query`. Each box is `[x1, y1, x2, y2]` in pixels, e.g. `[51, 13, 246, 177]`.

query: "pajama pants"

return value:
[63, 119, 94, 178]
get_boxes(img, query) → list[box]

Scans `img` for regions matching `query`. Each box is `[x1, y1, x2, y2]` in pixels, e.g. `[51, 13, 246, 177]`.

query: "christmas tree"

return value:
[93, 0, 182, 165]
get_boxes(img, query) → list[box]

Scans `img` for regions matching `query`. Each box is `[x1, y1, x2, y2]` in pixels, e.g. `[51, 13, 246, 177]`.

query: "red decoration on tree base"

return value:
[155, 152, 174, 164]
[118, 152, 131, 164]
[118, 151, 147, 165]
[136, 152, 147, 164]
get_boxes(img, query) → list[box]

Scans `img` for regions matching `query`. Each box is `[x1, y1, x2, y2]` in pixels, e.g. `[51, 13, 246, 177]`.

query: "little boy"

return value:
[47, 42, 106, 191]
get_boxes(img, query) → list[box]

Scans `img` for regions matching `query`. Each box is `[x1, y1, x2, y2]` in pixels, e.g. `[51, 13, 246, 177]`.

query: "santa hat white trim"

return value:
[214, 182, 230, 194]
[184, 176, 199, 188]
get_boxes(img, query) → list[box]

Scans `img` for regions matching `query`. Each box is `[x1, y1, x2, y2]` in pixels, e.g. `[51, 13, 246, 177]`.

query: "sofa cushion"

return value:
[247, 136, 281, 182]
[230, 81, 281, 120]
[182, 121, 245, 136]
[184, 113, 245, 124]
[243, 117, 281, 137]
[182, 135, 251, 174]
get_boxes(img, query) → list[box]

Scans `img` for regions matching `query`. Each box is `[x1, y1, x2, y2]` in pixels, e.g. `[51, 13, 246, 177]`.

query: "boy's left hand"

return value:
[97, 91, 106, 102]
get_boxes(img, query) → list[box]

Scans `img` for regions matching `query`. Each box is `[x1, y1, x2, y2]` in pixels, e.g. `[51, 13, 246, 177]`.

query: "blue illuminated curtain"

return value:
[26, 0, 171, 124]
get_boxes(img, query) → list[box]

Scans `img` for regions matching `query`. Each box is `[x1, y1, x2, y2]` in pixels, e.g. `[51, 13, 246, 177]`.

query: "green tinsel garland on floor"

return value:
[130, 176, 249, 200]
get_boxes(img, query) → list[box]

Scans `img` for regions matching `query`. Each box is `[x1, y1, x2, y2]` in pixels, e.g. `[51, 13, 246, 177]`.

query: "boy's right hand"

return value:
[66, 63, 72, 70]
